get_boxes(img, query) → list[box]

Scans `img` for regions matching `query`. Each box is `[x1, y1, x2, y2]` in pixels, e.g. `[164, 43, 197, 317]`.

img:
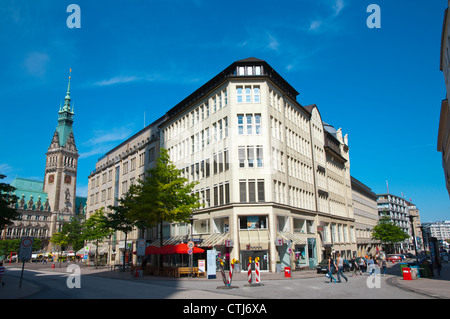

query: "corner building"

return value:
[87, 58, 356, 271]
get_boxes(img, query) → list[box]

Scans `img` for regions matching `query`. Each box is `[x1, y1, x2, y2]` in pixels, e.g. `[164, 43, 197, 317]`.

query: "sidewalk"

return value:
[387, 261, 450, 299]
[2, 260, 450, 299]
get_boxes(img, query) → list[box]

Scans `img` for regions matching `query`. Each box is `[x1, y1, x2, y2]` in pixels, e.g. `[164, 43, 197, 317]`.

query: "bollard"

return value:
[255, 257, 261, 284]
[227, 259, 235, 286]
[219, 259, 228, 285]
[247, 257, 253, 284]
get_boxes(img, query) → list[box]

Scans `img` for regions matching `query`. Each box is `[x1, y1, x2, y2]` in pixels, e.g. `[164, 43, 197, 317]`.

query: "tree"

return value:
[0, 174, 20, 230]
[127, 148, 202, 248]
[83, 208, 112, 267]
[107, 189, 139, 270]
[50, 216, 85, 259]
[371, 216, 409, 253]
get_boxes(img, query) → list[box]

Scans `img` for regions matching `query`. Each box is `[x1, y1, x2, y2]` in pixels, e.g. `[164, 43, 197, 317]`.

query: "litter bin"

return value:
[420, 261, 431, 278]
[284, 267, 291, 278]
[410, 267, 418, 280]
[402, 267, 412, 280]
[410, 265, 421, 278]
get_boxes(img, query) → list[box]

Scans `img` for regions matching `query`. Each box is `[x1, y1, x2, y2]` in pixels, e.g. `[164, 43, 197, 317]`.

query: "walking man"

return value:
[336, 253, 348, 283]
[350, 256, 359, 277]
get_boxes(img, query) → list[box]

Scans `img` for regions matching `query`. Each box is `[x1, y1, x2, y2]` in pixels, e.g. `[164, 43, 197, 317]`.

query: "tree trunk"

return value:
[159, 219, 163, 267]
[123, 232, 128, 270]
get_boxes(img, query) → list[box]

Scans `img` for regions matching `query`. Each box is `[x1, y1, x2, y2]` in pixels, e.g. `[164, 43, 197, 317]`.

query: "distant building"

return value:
[350, 177, 380, 256]
[2, 73, 86, 252]
[376, 193, 424, 253]
[438, 0, 450, 197]
[421, 221, 450, 250]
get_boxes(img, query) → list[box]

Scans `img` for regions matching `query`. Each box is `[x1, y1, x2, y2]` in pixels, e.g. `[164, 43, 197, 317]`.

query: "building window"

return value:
[254, 86, 260, 103]
[238, 145, 263, 168]
[239, 215, 267, 230]
[245, 86, 252, 103]
[239, 179, 265, 202]
[238, 115, 244, 135]
[237, 87, 243, 103]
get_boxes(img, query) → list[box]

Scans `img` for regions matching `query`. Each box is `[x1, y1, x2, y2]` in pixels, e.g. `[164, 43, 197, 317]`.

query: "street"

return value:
[0, 263, 432, 300]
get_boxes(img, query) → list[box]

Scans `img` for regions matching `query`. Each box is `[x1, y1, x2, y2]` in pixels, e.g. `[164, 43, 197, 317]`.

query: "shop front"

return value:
[238, 215, 270, 271]
[276, 232, 310, 270]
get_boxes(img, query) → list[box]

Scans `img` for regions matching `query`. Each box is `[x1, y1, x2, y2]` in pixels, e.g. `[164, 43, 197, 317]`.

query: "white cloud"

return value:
[79, 127, 134, 159]
[309, 20, 323, 31]
[94, 75, 141, 87]
[0, 163, 13, 174]
[23, 52, 49, 77]
[267, 33, 279, 51]
[332, 0, 344, 17]
[84, 127, 133, 146]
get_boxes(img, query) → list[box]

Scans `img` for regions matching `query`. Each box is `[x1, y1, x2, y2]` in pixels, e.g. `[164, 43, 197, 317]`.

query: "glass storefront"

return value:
[240, 250, 269, 271]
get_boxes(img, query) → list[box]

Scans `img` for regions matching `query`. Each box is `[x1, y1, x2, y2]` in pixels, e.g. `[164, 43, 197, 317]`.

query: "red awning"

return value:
[144, 243, 205, 255]
[145, 245, 162, 255]
[173, 243, 205, 254]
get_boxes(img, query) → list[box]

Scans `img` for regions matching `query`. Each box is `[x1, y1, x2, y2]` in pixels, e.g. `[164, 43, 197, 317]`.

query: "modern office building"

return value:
[438, 0, 450, 197]
[87, 58, 357, 272]
[421, 221, 450, 249]
[350, 177, 380, 256]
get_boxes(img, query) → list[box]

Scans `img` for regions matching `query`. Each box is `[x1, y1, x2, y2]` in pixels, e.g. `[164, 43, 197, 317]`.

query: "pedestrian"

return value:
[381, 257, 387, 276]
[0, 262, 5, 287]
[327, 254, 337, 283]
[336, 253, 348, 283]
[368, 256, 375, 275]
[350, 256, 359, 277]
[358, 256, 366, 274]
[434, 256, 442, 277]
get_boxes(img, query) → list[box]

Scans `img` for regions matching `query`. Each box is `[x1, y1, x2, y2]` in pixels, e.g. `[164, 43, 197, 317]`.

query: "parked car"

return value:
[386, 254, 402, 263]
[404, 253, 414, 258]
[316, 259, 351, 273]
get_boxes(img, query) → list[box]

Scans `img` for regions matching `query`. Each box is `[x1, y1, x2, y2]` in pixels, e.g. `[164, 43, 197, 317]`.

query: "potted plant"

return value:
[233, 260, 241, 272]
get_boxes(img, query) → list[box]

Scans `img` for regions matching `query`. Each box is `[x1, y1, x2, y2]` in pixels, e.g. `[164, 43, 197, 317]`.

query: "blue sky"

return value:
[0, 0, 448, 222]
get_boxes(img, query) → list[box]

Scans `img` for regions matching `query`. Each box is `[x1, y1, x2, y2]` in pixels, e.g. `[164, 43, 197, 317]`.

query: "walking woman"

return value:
[327, 254, 337, 283]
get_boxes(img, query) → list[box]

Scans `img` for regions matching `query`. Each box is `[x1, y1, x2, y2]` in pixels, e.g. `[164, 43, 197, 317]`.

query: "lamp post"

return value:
[187, 215, 197, 278]
[409, 215, 419, 264]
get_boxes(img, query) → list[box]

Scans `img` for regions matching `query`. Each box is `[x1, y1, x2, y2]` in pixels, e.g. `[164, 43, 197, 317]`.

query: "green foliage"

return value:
[125, 148, 202, 247]
[371, 216, 409, 246]
[0, 174, 20, 229]
[83, 207, 112, 243]
[50, 216, 85, 252]
[0, 238, 42, 260]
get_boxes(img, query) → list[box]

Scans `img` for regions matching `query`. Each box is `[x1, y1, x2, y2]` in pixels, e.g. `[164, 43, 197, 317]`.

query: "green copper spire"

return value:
[63, 68, 72, 112]
[56, 69, 75, 147]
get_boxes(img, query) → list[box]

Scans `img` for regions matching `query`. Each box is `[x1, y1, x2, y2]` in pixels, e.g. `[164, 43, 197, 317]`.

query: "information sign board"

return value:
[19, 237, 33, 261]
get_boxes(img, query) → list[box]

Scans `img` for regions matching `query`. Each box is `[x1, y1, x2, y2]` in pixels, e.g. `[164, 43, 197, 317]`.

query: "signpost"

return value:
[18, 237, 34, 288]
[187, 241, 194, 277]
[136, 239, 146, 257]
[207, 249, 216, 279]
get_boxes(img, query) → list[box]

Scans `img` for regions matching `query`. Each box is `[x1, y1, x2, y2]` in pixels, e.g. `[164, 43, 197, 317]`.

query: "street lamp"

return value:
[408, 215, 419, 264]
[186, 215, 197, 278]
